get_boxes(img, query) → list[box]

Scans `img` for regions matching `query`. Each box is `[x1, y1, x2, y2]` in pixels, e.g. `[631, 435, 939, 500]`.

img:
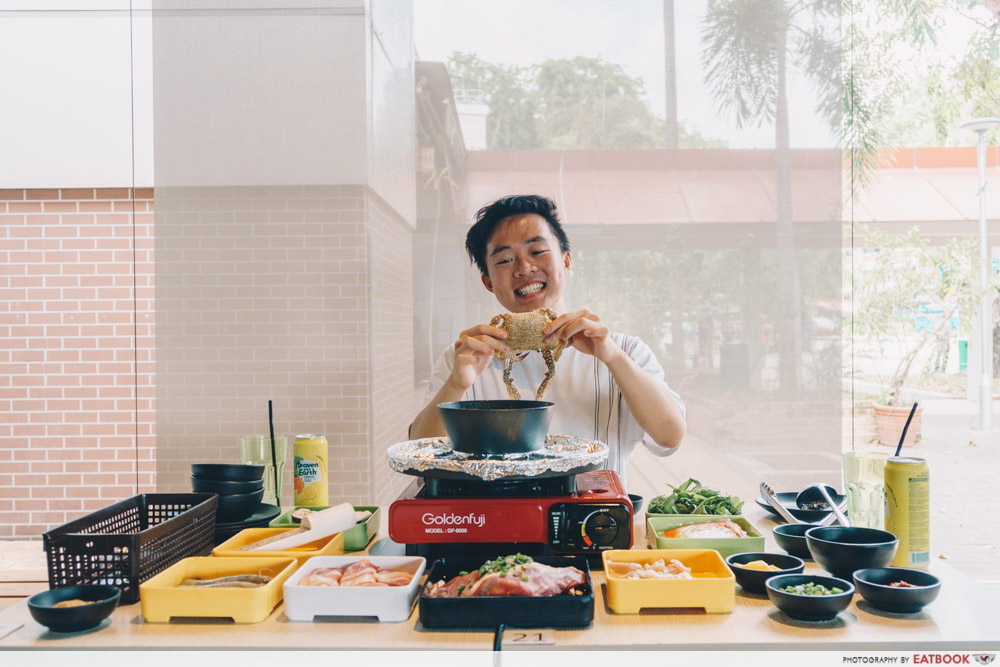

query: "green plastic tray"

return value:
[269, 505, 379, 552]
[646, 515, 764, 557]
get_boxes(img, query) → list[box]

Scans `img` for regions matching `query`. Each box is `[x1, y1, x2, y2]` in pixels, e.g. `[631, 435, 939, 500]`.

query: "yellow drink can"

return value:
[293, 434, 328, 506]
[884, 456, 930, 567]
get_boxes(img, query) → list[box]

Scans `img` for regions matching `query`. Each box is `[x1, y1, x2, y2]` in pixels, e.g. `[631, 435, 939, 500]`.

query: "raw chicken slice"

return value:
[606, 558, 692, 580]
[298, 567, 343, 586]
[607, 561, 642, 578]
[340, 559, 378, 586]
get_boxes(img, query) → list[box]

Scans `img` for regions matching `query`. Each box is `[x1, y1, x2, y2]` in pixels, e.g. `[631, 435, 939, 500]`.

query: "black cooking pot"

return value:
[438, 400, 554, 456]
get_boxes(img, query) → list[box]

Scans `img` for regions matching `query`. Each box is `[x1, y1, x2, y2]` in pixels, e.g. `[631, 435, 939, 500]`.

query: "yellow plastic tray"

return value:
[139, 556, 297, 623]
[602, 549, 735, 614]
[212, 527, 344, 564]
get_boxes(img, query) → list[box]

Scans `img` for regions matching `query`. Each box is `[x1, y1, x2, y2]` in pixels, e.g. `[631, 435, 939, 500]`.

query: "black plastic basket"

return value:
[43, 493, 217, 604]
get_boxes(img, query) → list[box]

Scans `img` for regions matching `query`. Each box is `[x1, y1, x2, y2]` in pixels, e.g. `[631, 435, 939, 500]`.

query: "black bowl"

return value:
[773, 523, 813, 559]
[190, 475, 264, 495]
[191, 463, 264, 482]
[28, 585, 120, 633]
[726, 552, 805, 594]
[628, 494, 643, 514]
[437, 400, 554, 456]
[853, 567, 941, 613]
[765, 574, 855, 622]
[215, 487, 265, 522]
[806, 526, 899, 579]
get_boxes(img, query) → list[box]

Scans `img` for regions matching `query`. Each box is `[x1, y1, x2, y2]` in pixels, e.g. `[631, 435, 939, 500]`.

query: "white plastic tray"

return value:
[282, 555, 426, 622]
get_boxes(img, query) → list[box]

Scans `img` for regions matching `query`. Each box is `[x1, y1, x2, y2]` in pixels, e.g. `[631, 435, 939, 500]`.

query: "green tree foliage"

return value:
[850, 0, 1000, 150]
[446, 52, 539, 149]
[445, 52, 726, 150]
[844, 15, 904, 196]
[849, 227, 985, 406]
[701, 0, 790, 130]
[535, 57, 666, 149]
[571, 237, 756, 372]
[700, 0, 840, 391]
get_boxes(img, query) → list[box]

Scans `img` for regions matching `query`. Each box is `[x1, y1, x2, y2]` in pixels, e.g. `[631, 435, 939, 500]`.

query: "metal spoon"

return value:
[796, 483, 849, 527]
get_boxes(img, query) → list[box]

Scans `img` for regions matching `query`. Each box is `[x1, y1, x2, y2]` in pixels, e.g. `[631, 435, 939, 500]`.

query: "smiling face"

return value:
[481, 213, 571, 314]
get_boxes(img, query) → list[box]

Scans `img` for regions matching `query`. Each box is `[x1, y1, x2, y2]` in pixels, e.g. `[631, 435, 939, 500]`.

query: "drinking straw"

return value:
[268, 400, 279, 509]
[894, 402, 919, 457]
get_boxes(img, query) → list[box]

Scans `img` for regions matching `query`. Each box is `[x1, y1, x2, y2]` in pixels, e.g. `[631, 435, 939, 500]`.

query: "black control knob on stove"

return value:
[583, 510, 619, 546]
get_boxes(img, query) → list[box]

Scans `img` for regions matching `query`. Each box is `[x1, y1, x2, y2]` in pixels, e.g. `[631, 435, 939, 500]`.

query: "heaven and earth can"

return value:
[293, 434, 329, 506]
[884, 456, 930, 568]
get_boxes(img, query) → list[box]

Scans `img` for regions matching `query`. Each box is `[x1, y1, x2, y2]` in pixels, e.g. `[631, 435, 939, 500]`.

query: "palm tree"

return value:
[701, 0, 840, 391]
[663, 0, 679, 149]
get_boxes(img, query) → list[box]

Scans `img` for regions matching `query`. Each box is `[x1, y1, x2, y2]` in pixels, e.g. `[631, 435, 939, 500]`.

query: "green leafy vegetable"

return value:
[778, 582, 844, 596]
[647, 478, 743, 515]
[477, 553, 534, 578]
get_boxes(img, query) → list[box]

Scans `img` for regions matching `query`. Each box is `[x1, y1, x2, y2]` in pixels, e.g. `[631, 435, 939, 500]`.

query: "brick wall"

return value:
[0, 188, 156, 537]
[152, 185, 416, 508]
[367, 192, 417, 507]
[2, 184, 417, 535]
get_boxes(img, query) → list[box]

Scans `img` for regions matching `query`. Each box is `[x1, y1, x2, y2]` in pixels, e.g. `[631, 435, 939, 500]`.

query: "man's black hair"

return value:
[465, 195, 571, 276]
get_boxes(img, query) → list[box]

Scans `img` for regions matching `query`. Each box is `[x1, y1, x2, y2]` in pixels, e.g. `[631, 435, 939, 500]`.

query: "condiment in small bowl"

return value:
[765, 574, 854, 622]
[28, 584, 120, 633]
[852, 567, 941, 613]
[726, 552, 804, 593]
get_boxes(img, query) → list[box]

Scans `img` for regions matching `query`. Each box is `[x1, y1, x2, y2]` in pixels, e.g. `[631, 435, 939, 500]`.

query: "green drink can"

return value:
[884, 456, 930, 567]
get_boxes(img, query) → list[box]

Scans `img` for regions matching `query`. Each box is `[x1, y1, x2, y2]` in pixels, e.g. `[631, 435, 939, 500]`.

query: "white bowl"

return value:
[283, 555, 426, 623]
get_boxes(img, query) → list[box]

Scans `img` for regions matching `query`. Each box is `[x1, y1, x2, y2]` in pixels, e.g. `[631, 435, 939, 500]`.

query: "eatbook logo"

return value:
[974, 656, 995, 665]
[421, 512, 486, 527]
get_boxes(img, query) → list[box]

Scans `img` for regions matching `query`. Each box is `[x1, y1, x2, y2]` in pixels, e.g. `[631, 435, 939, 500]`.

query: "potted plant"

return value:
[848, 226, 987, 446]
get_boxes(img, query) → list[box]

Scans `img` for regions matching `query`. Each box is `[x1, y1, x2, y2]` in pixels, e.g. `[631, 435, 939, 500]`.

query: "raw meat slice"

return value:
[374, 570, 414, 586]
[463, 562, 586, 597]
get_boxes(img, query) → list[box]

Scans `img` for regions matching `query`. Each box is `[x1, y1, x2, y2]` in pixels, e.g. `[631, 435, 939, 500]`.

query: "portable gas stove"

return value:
[388, 469, 633, 560]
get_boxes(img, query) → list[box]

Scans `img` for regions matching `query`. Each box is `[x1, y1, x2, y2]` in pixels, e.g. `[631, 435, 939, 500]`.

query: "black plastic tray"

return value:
[43, 493, 217, 604]
[418, 556, 594, 629]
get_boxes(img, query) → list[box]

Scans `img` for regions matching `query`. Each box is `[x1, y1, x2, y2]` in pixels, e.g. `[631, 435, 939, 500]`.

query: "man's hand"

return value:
[450, 323, 511, 391]
[409, 322, 510, 440]
[545, 308, 685, 452]
[543, 309, 619, 364]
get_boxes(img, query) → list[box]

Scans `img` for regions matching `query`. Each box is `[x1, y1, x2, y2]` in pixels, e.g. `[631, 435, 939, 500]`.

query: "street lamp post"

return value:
[961, 118, 1000, 431]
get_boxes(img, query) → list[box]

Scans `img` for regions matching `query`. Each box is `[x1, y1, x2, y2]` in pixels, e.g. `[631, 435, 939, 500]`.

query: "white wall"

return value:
[0, 0, 417, 225]
[0, 2, 154, 188]
[152, 5, 371, 188]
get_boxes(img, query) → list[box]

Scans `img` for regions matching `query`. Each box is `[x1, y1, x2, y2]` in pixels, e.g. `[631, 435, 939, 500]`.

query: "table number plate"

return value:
[502, 629, 556, 646]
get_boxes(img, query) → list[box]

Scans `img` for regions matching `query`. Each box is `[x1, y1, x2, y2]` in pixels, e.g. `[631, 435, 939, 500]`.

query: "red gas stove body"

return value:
[388, 470, 632, 557]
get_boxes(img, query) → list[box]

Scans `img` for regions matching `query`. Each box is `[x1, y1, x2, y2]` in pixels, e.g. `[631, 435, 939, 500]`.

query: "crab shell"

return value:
[490, 308, 566, 361]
